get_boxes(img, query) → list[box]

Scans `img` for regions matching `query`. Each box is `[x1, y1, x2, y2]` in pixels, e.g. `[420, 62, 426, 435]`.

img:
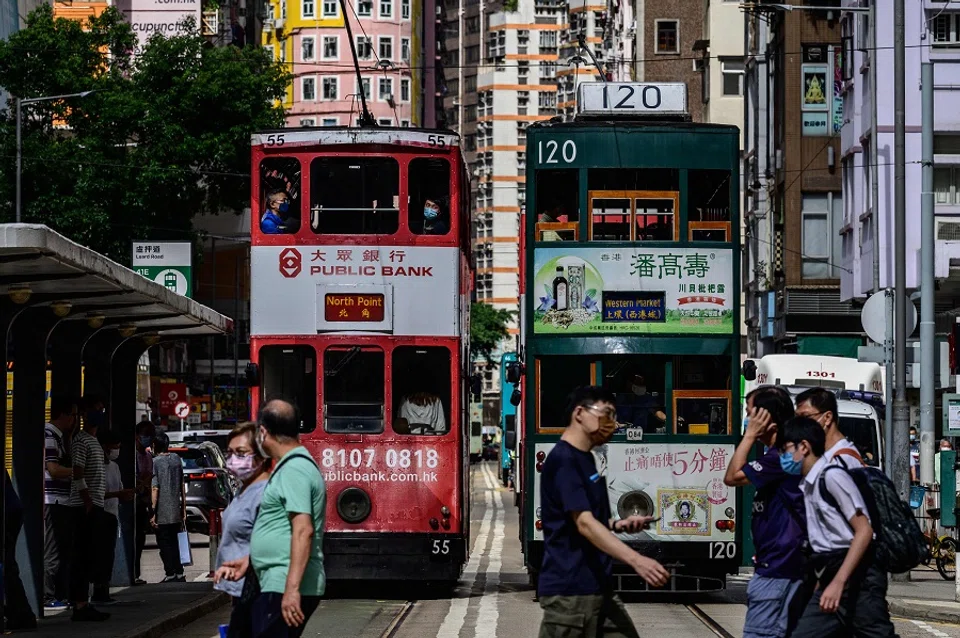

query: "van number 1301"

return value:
[709, 541, 736, 559]
[537, 140, 577, 165]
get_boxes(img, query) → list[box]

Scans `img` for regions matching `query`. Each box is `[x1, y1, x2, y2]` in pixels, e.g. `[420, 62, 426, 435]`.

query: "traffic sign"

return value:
[174, 402, 190, 420]
[861, 291, 917, 344]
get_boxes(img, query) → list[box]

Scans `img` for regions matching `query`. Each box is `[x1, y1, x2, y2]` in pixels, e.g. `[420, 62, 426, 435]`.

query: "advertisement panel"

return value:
[114, 0, 201, 47]
[532, 247, 734, 335]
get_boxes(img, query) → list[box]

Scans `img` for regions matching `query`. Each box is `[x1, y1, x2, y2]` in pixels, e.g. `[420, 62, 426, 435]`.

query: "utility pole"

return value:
[892, 0, 911, 523]
[920, 60, 935, 485]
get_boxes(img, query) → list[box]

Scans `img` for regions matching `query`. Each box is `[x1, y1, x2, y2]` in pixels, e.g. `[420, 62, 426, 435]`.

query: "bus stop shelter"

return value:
[0, 224, 233, 617]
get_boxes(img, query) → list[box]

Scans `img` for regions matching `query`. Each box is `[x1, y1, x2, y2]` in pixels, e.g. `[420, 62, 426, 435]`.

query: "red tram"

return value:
[246, 127, 472, 582]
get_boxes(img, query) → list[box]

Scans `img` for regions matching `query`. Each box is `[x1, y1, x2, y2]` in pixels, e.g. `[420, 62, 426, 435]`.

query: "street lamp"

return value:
[16, 90, 96, 223]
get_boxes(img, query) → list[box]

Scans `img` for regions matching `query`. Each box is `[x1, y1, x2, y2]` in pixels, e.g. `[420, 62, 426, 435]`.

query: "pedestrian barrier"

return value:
[208, 508, 222, 578]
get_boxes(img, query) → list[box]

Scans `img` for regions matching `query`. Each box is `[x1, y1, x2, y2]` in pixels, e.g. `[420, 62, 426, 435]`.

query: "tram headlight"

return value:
[336, 487, 372, 524]
[724, 507, 735, 519]
[536, 462, 544, 473]
[429, 518, 440, 530]
[616, 490, 654, 520]
[536, 451, 546, 462]
[440, 518, 450, 530]
[440, 506, 451, 518]
[535, 519, 543, 531]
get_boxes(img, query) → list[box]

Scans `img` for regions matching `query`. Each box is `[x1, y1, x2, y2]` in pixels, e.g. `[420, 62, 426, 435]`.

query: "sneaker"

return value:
[175, 574, 186, 583]
[44, 600, 68, 610]
[133, 578, 147, 586]
[71, 605, 110, 622]
[161, 574, 186, 583]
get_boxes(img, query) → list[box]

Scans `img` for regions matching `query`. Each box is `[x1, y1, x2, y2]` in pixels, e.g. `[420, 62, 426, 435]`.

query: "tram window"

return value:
[310, 157, 400, 235]
[409, 158, 452, 235]
[688, 169, 732, 242]
[391, 346, 451, 435]
[323, 346, 385, 433]
[635, 197, 677, 241]
[535, 169, 579, 242]
[673, 355, 732, 435]
[601, 355, 668, 434]
[591, 198, 631, 241]
[536, 356, 592, 431]
[259, 158, 302, 235]
[259, 345, 317, 433]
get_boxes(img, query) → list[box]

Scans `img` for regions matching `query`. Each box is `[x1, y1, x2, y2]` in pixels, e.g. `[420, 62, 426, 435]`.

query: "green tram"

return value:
[515, 83, 742, 592]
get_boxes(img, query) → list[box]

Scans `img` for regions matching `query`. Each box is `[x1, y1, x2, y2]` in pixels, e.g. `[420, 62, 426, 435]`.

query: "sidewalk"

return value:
[22, 582, 228, 638]
[888, 567, 960, 624]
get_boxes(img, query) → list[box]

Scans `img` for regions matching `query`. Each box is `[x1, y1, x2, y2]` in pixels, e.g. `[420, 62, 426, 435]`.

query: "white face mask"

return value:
[632, 385, 646, 395]
[109, 449, 120, 461]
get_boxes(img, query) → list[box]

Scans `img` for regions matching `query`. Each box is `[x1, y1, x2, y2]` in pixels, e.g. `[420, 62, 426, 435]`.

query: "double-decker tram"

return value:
[499, 351, 519, 486]
[246, 126, 472, 582]
[517, 82, 742, 592]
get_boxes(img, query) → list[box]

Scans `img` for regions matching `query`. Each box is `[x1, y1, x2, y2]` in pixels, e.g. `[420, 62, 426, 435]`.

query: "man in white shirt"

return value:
[795, 387, 865, 470]
[780, 417, 897, 638]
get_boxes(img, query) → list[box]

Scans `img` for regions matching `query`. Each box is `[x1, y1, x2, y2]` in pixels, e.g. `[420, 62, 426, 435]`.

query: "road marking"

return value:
[912, 620, 952, 638]
[475, 462, 504, 638]
[436, 465, 496, 637]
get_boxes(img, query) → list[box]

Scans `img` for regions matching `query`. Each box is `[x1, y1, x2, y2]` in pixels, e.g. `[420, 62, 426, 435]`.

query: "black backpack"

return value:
[818, 465, 930, 573]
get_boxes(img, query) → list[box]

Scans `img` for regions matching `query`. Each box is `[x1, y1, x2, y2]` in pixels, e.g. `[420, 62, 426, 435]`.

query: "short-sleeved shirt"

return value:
[824, 438, 865, 470]
[104, 461, 122, 517]
[44, 424, 71, 505]
[537, 440, 612, 597]
[910, 442, 920, 473]
[152, 454, 184, 525]
[741, 448, 807, 579]
[69, 431, 105, 508]
[802, 456, 871, 553]
[215, 480, 267, 598]
[250, 447, 326, 596]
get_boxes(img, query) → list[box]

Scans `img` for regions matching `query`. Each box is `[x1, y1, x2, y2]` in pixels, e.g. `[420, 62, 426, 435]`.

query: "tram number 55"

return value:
[537, 140, 577, 165]
[432, 540, 451, 555]
[709, 541, 736, 559]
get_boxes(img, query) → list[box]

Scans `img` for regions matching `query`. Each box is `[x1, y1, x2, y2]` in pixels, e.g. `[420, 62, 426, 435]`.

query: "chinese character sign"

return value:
[532, 247, 733, 335]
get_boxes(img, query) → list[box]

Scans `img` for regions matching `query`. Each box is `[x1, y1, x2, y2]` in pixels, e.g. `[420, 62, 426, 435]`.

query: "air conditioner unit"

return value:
[274, 17, 285, 30]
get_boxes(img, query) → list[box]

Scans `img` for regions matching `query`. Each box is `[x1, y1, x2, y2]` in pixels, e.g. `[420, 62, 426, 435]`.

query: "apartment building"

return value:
[635, 0, 703, 122]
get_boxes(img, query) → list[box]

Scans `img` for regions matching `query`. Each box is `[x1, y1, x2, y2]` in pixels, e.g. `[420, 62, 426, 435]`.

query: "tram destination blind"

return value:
[577, 82, 687, 116]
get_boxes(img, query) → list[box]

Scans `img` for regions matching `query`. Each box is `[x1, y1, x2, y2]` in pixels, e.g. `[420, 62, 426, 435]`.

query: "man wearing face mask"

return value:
[795, 387, 864, 470]
[723, 386, 807, 638]
[261, 192, 291, 234]
[537, 386, 669, 638]
[422, 199, 448, 235]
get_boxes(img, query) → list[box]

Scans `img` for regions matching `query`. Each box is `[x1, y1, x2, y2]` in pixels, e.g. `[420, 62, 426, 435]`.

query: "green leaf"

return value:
[544, 283, 551, 296]
[470, 303, 515, 365]
[586, 288, 597, 299]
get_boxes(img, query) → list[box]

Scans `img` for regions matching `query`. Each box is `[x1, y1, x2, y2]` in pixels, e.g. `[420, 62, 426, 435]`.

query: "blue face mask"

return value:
[424, 207, 439, 220]
[779, 451, 802, 476]
[742, 416, 750, 431]
[278, 201, 290, 214]
[139, 436, 153, 449]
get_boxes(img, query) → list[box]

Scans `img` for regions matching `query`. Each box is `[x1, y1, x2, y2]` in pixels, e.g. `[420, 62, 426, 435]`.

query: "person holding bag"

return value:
[151, 432, 187, 583]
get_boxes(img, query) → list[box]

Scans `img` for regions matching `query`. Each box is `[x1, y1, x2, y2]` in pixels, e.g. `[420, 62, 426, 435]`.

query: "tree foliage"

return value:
[0, 5, 290, 260]
[470, 302, 514, 364]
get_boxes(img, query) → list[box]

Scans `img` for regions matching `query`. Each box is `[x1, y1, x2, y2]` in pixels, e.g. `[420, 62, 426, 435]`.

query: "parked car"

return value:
[169, 441, 238, 535]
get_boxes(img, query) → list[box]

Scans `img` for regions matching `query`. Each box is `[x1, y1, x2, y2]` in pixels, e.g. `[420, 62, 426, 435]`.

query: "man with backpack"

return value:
[723, 386, 805, 638]
[780, 417, 898, 638]
[795, 388, 864, 469]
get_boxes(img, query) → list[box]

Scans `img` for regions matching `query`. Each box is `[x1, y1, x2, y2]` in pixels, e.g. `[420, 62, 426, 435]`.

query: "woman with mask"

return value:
[215, 422, 270, 637]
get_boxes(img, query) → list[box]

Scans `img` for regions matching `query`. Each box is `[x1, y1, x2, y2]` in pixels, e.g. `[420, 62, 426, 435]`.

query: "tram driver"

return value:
[394, 392, 447, 435]
[615, 375, 667, 434]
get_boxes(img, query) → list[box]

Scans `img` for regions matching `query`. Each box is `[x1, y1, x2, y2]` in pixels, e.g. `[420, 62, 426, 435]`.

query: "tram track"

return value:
[686, 604, 736, 638]
[380, 600, 416, 638]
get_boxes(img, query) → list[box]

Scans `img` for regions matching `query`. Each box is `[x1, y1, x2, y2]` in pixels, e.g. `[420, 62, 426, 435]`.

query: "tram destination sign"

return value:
[577, 82, 687, 116]
[324, 293, 385, 322]
[533, 246, 733, 335]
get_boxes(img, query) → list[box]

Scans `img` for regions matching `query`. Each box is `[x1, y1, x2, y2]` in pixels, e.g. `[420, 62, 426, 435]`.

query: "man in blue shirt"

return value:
[724, 385, 806, 638]
[538, 386, 669, 638]
[261, 192, 290, 234]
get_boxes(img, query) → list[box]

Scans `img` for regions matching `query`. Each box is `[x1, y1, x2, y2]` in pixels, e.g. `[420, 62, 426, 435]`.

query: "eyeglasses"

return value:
[796, 409, 824, 420]
[584, 404, 617, 423]
[225, 451, 255, 459]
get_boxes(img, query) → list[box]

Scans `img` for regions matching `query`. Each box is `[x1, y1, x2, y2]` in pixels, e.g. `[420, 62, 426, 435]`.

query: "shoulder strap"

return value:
[834, 448, 864, 465]
[818, 465, 854, 531]
[268, 452, 319, 484]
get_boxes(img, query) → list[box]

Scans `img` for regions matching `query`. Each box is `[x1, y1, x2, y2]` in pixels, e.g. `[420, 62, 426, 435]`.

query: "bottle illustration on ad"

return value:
[553, 266, 569, 311]
[536, 257, 602, 329]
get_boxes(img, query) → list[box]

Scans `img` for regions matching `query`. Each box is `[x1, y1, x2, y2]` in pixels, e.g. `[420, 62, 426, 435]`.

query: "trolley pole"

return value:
[919, 61, 935, 486]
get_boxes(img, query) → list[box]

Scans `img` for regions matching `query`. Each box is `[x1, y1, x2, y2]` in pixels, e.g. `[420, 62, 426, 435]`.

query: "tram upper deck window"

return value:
[310, 157, 400, 235]
[323, 346, 384, 433]
[535, 169, 579, 242]
[587, 169, 679, 241]
[391, 346, 451, 435]
[688, 169, 732, 241]
[673, 355, 732, 435]
[601, 355, 668, 434]
[536, 356, 593, 431]
[259, 158, 302, 235]
[409, 158, 451, 235]
[259, 345, 317, 433]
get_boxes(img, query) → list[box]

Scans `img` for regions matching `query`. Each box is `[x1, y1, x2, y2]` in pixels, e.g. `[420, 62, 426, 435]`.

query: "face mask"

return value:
[226, 454, 260, 480]
[942, 447, 952, 452]
[910, 434, 917, 443]
[278, 201, 290, 213]
[742, 416, 751, 431]
[109, 449, 120, 461]
[588, 415, 618, 446]
[139, 436, 153, 448]
[424, 207, 439, 220]
[779, 451, 802, 476]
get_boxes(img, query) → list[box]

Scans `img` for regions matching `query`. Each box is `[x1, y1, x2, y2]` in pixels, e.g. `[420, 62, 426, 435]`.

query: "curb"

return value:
[121, 591, 230, 638]
[889, 598, 960, 625]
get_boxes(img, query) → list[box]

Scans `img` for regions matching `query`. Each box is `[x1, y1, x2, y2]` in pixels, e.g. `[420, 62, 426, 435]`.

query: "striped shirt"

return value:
[44, 424, 71, 505]
[69, 430, 106, 508]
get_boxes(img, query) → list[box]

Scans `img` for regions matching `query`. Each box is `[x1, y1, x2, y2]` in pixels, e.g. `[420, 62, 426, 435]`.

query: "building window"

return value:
[357, 0, 372, 16]
[301, 36, 316, 61]
[721, 57, 744, 96]
[322, 117, 338, 126]
[935, 167, 960, 205]
[379, 118, 394, 126]
[302, 76, 317, 101]
[299, 117, 316, 126]
[357, 36, 373, 60]
[358, 76, 372, 99]
[401, 37, 410, 62]
[400, 77, 410, 102]
[379, 76, 394, 101]
[322, 0, 337, 16]
[933, 14, 960, 46]
[801, 192, 842, 279]
[655, 20, 678, 54]
[379, 0, 392, 18]
[322, 76, 338, 100]
[379, 36, 393, 60]
[401, 0, 409, 19]
[322, 35, 338, 59]
[302, 0, 315, 18]
[401, 120, 410, 127]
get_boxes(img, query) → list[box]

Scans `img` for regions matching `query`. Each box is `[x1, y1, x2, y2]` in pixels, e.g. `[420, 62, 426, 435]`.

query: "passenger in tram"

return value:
[260, 192, 290, 234]
[614, 375, 666, 434]
[395, 392, 446, 434]
[422, 199, 449, 235]
[537, 204, 569, 242]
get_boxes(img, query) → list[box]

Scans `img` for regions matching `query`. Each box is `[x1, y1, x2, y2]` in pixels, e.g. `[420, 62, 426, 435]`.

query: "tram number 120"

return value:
[537, 140, 577, 165]
[708, 541, 736, 559]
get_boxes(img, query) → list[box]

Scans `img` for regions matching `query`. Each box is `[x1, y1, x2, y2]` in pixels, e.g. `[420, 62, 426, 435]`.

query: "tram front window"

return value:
[409, 159, 452, 235]
[259, 158, 302, 234]
[602, 355, 668, 434]
[259, 345, 317, 432]
[688, 169, 732, 242]
[673, 355, 731, 435]
[310, 157, 400, 235]
[323, 347, 385, 433]
[392, 346, 451, 435]
[536, 356, 592, 430]
[535, 169, 579, 242]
